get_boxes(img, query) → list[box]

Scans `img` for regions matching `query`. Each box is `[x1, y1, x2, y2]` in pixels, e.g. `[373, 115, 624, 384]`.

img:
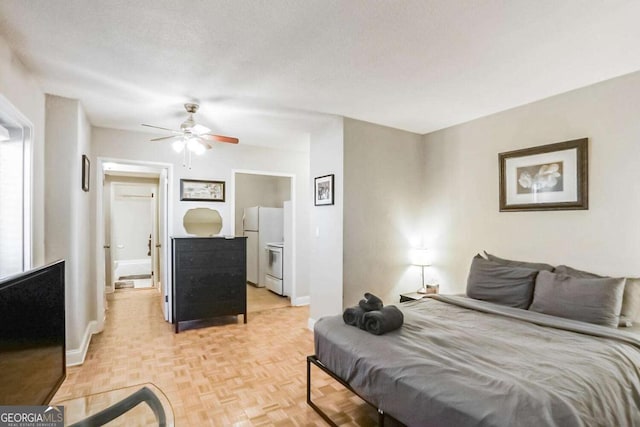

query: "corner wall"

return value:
[343, 118, 424, 306]
[422, 71, 640, 292]
[45, 95, 95, 363]
[309, 117, 344, 323]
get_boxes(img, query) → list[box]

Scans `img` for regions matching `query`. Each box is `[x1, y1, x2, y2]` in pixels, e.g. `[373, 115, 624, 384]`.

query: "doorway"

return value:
[232, 170, 296, 313]
[108, 180, 158, 290]
[95, 159, 173, 333]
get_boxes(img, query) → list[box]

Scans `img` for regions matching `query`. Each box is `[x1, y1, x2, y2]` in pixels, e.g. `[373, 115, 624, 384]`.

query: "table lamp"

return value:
[411, 248, 431, 294]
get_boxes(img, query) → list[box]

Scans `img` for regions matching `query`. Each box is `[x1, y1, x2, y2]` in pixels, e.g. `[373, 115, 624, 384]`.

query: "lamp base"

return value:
[417, 287, 427, 294]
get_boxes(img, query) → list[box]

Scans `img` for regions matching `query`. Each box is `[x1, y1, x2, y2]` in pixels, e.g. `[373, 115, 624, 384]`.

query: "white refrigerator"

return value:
[243, 206, 283, 287]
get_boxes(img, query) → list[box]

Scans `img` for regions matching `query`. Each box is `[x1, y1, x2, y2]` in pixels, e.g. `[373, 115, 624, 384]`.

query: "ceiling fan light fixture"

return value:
[187, 138, 206, 155]
[172, 139, 185, 153]
[142, 103, 238, 168]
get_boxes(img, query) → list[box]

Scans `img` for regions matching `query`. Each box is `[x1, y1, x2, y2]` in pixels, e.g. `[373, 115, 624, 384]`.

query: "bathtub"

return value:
[113, 258, 151, 280]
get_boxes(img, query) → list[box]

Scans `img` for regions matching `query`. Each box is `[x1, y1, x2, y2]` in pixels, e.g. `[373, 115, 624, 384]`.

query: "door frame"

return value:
[95, 157, 173, 332]
[230, 169, 299, 305]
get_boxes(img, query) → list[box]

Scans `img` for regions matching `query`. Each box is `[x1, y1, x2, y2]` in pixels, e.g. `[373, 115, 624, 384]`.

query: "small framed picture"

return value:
[314, 174, 334, 206]
[499, 138, 588, 212]
[180, 179, 225, 202]
[81, 154, 90, 192]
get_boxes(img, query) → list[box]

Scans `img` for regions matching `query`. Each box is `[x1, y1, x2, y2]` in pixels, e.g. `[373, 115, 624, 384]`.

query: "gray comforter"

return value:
[313, 295, 640, 427]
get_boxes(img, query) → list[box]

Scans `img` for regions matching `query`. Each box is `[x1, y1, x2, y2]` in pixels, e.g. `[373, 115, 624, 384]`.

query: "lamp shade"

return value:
[411, 248, 431, 266]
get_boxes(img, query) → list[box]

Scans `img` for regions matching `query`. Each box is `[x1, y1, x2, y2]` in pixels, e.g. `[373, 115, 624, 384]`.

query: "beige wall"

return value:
[343, 118, 424, 307]
[234, 173, 291, 237]
[422, 71, 640, 293]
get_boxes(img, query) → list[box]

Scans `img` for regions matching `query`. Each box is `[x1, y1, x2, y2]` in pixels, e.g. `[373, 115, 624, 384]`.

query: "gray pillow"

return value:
[529, 271, 625, 328]
[484, 251, 554, 272]
[554, 265, 640, 324]
[620, 315, 633, 328]
[467, 255, 538, 309]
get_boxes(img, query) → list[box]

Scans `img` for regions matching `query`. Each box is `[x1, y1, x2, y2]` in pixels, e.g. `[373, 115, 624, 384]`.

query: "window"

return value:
[0, 99, 32, 279]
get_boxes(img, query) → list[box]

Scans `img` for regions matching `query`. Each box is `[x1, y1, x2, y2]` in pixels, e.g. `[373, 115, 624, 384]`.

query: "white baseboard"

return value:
[66, 320, 98, 366]
[307, 317, 316, 331]
[292, 295, 310, 306]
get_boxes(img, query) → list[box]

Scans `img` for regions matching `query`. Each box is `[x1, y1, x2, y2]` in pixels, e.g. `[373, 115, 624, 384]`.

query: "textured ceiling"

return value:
[1, 0, 640, 150]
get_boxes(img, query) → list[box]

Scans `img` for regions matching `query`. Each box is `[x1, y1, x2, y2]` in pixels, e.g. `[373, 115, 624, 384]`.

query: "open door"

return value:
[158, 168, 170, 321]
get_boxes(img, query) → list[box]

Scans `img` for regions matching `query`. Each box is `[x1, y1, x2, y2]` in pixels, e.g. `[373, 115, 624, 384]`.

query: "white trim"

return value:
[307, 317, 316, 331]
[0, 94, 34, 272]
[95, 157, 173, 331]
[22, 124, 33, 271]
[66, 320, 98, 366]
[292, 295, 310, 306]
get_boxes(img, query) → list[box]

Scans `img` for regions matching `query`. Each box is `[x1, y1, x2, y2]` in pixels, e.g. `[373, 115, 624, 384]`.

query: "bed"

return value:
[309, 293, 640, 426]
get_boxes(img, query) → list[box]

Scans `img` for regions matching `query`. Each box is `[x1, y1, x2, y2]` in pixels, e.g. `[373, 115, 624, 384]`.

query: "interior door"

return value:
[158, 169, 169, 321]
[149, 185, 158, 288]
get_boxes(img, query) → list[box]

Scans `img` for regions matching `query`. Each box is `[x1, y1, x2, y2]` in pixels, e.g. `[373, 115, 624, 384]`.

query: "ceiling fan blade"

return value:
[150, 135, 179, 142]
[201, 134, 239, 144]
[141, 124, 183, 134]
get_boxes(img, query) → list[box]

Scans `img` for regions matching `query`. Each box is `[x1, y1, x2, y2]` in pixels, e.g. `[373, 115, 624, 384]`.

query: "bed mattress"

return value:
[313, 295, 640, 427]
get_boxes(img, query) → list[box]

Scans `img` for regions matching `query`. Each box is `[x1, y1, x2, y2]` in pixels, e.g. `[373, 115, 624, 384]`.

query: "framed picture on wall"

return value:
[314, 174, 334, 206]
[499, 138, 588, 212]
[81, 154, 90, 192]
[180, 179, 225, 202]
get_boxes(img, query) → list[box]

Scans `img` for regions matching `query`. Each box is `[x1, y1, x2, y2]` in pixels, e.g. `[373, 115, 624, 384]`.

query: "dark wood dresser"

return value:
[172, 237, 247, 333]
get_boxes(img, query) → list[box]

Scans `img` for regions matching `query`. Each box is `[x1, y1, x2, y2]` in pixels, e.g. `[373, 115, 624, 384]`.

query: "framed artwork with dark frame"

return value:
[499, 138, 588, 212]
[180, 179, 225, 202]
[81, 154, 90, 192]
[314, 174, 334, 206]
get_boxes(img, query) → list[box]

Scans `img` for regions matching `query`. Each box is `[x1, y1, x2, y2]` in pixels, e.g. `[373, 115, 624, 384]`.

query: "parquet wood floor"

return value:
[52, 288, 384, 426]
[247, 285, 290, 313]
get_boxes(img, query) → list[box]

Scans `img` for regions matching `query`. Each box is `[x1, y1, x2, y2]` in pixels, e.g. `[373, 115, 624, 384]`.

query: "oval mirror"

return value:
[183, 208, 223, 236]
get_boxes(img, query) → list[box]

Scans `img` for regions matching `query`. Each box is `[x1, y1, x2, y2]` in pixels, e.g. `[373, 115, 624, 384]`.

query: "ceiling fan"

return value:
[141, 103, 239, 168]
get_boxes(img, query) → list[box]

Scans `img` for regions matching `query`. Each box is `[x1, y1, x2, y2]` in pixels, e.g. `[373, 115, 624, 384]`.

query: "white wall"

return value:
[234, 173, 291, 237]
[309, 117, 344, 322]
[92, 127, 311, 299]
[111, 183, 157, 261]
[45, 95, 94, 358]
[0, 36, 45, 266]
[343, 118, 424, 307]
[422, 71, 640, 293]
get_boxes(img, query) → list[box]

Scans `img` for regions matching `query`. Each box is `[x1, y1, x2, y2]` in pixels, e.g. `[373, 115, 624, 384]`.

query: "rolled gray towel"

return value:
[343, 306, 366, 326]
[358, 292, 384, 312]
[361, 305, 404, 335]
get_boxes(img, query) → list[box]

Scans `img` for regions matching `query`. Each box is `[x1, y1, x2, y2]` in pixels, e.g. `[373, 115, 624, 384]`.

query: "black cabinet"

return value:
[172, 237, 247, 332]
